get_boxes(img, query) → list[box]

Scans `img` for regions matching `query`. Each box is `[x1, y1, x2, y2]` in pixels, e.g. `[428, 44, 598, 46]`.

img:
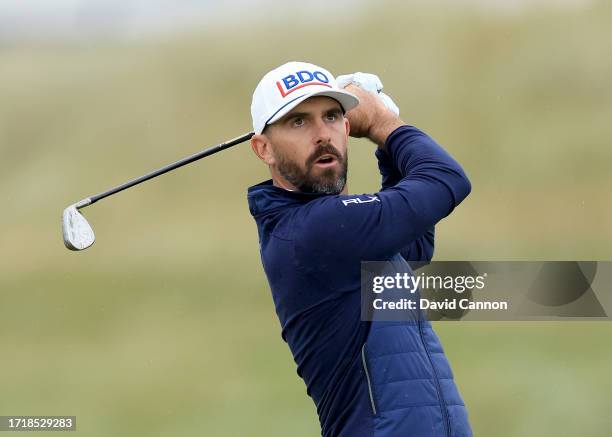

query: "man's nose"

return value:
[313, 118, 333, 145]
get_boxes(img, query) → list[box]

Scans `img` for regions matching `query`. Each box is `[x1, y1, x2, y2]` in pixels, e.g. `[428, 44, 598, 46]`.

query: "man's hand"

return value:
[344, 84, 404, 149]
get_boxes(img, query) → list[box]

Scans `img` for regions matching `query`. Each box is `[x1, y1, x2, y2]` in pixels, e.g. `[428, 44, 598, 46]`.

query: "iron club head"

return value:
[62, 200, 95, 251]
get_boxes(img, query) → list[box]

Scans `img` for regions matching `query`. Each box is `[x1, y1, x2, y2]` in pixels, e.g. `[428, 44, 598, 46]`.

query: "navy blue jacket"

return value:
[248, 126, 473, 437]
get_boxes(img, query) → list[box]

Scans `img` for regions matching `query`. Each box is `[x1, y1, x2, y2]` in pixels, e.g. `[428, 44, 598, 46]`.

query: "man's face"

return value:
[260, 96, 350, 194]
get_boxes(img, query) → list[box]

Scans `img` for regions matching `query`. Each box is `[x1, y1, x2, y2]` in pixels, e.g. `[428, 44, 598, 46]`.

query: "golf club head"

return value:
[62, 203, 95, 251]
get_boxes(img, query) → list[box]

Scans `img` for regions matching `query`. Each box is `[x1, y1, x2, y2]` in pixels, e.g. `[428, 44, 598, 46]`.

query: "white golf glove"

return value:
[336, 72, 400, 116]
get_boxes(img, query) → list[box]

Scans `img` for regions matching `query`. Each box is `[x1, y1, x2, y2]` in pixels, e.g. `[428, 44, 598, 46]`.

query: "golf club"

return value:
[62, 131, 254, 251]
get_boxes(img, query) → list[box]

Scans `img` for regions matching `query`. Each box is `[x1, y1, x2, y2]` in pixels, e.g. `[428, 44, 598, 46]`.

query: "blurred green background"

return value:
[1, 0, 611, 435]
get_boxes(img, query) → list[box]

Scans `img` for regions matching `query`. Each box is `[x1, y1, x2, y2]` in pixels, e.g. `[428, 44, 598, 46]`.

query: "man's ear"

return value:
[251, 134, 276, 166]
[344, 116, 350, 137]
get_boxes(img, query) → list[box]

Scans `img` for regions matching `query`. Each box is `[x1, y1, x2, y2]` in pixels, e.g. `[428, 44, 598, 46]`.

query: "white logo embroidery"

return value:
[341, 196, 381, 206]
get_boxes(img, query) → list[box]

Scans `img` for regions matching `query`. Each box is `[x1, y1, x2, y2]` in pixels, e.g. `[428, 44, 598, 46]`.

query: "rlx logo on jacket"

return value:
[342, 196, 381, 206]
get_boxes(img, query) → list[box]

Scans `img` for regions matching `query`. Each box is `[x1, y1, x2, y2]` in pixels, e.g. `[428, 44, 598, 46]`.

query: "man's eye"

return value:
[326, 113, 338, 121]
[293, 118, 304, 127]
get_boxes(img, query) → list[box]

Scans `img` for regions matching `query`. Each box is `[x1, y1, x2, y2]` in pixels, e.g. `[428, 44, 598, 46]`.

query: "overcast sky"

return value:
[0, 0, 227, 41]
[0, 0, 593, 42]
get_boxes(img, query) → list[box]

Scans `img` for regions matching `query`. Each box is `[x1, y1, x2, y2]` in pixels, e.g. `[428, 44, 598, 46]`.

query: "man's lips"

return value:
[312, 154, 339, 168]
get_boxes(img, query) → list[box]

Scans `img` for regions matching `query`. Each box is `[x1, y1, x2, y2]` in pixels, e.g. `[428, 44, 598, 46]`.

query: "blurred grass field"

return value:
[1, 1, 612, 435]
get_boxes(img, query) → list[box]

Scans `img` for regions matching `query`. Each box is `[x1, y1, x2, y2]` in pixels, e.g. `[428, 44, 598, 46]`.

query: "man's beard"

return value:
[275, 143, 348, 195]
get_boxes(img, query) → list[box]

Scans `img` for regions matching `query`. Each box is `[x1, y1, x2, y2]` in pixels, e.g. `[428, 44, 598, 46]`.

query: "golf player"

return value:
[247, 61, 473, 437]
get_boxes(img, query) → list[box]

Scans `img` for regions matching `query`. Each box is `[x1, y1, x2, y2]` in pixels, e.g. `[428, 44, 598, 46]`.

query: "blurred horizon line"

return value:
[0, 0, 595, 44]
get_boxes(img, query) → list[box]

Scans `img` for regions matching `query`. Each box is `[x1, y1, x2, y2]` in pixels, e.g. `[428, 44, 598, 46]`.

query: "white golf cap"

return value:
[251, 61, 359, 134]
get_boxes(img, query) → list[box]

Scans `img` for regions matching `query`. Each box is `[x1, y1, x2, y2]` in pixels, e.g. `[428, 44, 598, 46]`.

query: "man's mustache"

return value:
[306, 143, 343, 167]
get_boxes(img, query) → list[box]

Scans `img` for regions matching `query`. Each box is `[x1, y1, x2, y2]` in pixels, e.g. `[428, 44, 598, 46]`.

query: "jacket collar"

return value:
[247, 179, 328, 217]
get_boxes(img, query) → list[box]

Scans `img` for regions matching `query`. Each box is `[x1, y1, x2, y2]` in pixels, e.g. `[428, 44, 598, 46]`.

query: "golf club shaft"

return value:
[77, 131, 254, 209]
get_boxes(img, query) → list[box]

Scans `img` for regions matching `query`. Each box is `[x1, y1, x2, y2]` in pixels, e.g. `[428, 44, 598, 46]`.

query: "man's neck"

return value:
[272, 177, 298, 192]
[271, 176, 349, 195]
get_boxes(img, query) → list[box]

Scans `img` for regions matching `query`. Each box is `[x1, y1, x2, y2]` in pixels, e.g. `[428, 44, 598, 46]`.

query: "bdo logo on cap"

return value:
[276, 70, 331, 98]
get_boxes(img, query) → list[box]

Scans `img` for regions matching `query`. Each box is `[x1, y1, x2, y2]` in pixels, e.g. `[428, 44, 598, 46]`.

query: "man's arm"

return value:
[295, 85, 470, 263]
[376, 146, 435, 267]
